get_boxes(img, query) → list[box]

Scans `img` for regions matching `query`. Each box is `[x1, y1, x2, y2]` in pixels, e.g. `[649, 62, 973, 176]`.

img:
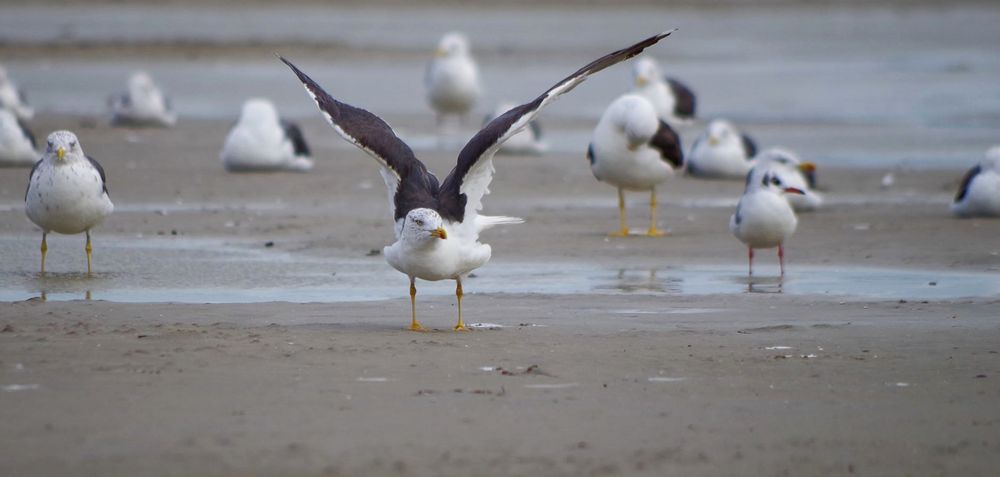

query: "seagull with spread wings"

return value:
[281, 31, 674, 331]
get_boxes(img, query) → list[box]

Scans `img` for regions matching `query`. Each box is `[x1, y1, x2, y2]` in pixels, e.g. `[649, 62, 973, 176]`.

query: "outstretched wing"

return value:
[280, 56, 440, 221]
[438, 30, 676, 225]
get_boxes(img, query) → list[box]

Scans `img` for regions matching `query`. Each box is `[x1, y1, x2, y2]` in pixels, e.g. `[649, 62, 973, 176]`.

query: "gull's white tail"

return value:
[476, 215, 524, 232]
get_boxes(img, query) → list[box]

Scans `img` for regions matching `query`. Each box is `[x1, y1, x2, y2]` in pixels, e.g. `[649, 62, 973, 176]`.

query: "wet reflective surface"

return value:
[0, 236, 996, 303]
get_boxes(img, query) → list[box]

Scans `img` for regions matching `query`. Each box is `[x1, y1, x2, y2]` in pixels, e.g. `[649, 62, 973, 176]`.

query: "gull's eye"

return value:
[70, 141, 77, 149]
[414, 219, 424, 227]
[772, 177, 782, 186]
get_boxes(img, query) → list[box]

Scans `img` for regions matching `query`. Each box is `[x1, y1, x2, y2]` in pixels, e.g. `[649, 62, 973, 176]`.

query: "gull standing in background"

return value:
[0, 64, 34, 121]
[0, 108, 38, 167]
[588, 94, 684, 237]
[630, 57, 696, 124]
[282, 31, 675, 330]
[25, 131, 114, 274]
[425, 32, 482, 128]
[730, 167, 805, 278]
[109, 71, 177, 127]
[220, 98, 314, 172]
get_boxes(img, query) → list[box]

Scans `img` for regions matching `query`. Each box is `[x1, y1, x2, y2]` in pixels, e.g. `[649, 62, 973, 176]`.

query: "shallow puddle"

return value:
[0, 236, 996, 303]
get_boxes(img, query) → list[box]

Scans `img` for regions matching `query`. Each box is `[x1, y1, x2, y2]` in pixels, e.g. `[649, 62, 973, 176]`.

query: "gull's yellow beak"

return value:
[797, 162, 817, 174]
[430, 227, 448, 240]
[635, 76, 648, 87]
[56, 147, 66, 160]
[434, 48, 447, 58]
[708, 136, 719, 146]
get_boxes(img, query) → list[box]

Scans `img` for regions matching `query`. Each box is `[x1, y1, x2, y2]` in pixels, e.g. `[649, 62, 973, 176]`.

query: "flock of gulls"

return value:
[1, 30, 998, 330]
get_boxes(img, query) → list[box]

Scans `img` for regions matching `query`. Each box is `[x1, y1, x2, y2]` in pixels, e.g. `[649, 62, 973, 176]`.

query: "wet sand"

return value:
[1, 113, 998, 476]
[3, 1, 1000, 475]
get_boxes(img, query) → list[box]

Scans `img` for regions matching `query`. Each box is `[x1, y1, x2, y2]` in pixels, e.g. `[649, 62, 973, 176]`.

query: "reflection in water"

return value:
[37, 290, 93, 301]
[30, 271, 108, 302]
[596, 269, 682, 294]
[746, 276, 785, 294]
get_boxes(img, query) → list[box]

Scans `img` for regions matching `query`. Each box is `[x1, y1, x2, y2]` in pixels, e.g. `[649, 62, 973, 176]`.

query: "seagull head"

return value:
[984, 145, 1000, 171]
[751, 169, 805, 196]
[755, 147, 817, 188]
[705, 119, 736, 147]
[129, 71, 158, 95]
[240, 98, 280, 126]
[402, 208, 448, 243]
[45, 130, 83, 163]
[631, 57, 661, 88]
[436, 32, 470, 58]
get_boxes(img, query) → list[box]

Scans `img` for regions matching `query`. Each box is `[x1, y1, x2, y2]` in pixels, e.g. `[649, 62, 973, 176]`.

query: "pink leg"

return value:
[748, 247, 754, 277]
[778, 243, 786, 277]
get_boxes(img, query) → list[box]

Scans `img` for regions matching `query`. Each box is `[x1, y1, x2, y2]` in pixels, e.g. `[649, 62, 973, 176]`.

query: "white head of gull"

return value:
[750, 147, 821, 212]
[281, 31, 675, 331]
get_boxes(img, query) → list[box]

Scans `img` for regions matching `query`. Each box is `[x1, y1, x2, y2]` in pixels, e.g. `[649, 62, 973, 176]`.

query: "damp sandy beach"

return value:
[1, 1, 999, 476]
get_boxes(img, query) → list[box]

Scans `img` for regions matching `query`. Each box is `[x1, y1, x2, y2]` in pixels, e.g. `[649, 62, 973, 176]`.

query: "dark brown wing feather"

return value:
[86, 155, 109, 196]
[955, 165, 981, 203]
[280, 56, 441, 220]
[666, 78, 696, 119]
[649, 120, 683, 168]
[740, 133, 758, 159]
[279, 118, 311, 157]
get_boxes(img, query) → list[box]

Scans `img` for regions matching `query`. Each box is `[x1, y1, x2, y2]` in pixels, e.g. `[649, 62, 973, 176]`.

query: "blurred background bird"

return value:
[220, 98, 313, 173]
[109, 71, 177, 127]
[951, 146, 1000, 218]
[687, 119, 757, 179]
[425, 32, 482, 131]
[0, 64, 34, 121]
[588, 94, 684, 237]
[0, 108, 38, 167]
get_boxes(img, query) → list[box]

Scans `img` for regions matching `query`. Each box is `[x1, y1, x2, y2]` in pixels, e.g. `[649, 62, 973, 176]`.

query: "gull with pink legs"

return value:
[729, 166, 805, 278]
